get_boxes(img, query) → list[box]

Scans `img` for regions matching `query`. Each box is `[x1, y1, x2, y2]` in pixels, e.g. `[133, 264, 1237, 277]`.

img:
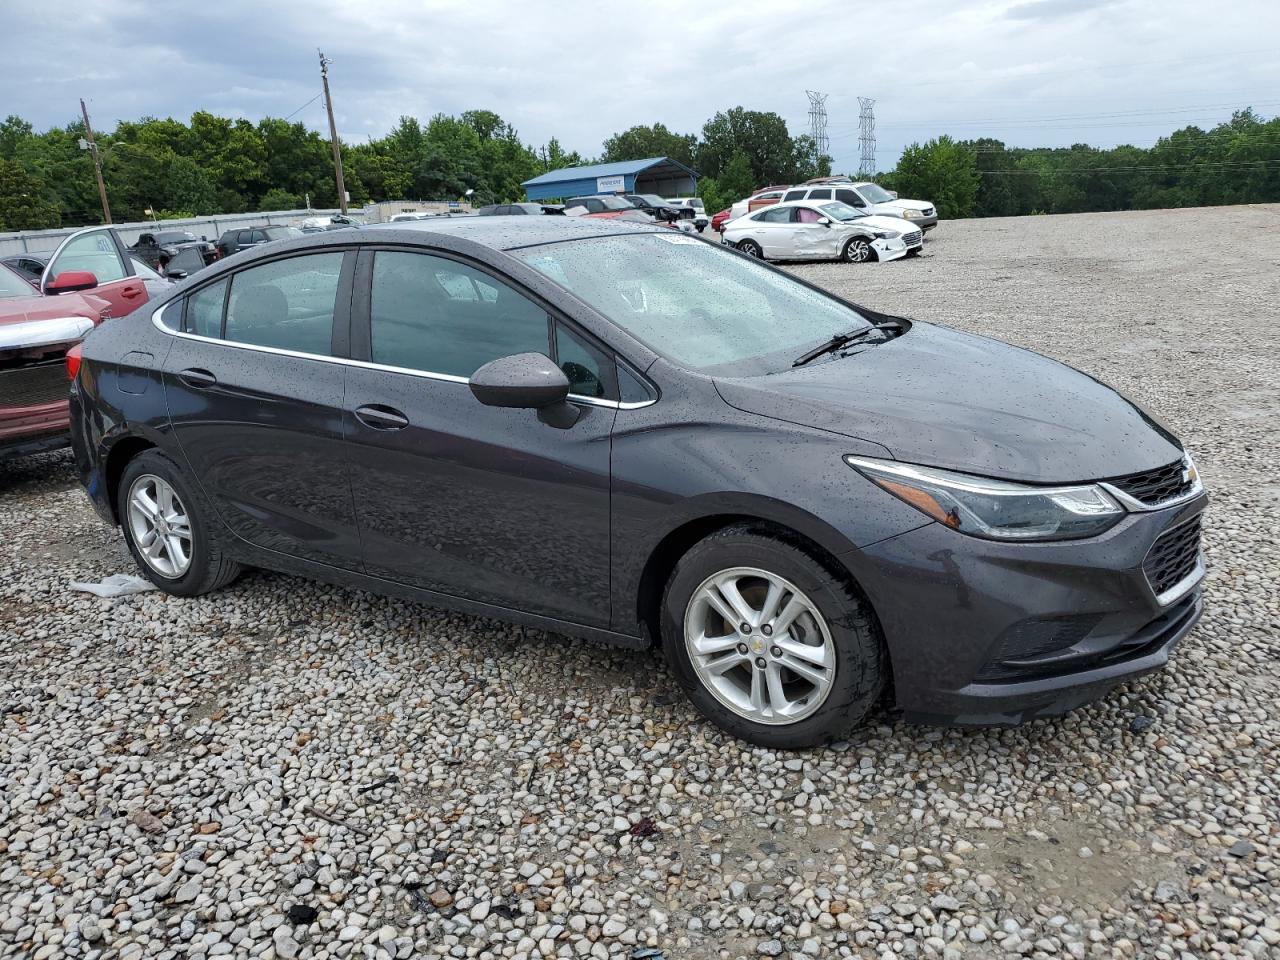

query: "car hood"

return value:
[875, 199, 932, 213]
[713, 321, 1184, 483]
[841, 214, 915, 233]
[0, 294, 104, 326]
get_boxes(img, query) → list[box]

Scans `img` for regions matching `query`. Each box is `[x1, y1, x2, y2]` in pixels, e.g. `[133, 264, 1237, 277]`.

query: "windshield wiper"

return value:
[792, 322, 902, 367]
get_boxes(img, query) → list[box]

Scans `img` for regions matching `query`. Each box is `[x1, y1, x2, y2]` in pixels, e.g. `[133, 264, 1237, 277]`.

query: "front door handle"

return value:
[178, 368, 217, 388]
[355, 404, 409, 430]
[122, 284, 144, 300]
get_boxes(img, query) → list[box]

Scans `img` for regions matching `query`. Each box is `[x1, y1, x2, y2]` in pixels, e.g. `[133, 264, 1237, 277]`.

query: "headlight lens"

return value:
[845, 456, 1125, 541]
[901, 209, 921, 218]
[871, 230, 900, 239]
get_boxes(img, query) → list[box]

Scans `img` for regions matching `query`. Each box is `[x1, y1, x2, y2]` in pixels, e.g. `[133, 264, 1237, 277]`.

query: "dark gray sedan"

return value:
[68, 217, 1206, 747]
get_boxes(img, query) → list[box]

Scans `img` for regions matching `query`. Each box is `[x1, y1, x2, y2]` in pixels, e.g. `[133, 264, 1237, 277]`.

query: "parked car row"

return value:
[56, 215, 1206, 749]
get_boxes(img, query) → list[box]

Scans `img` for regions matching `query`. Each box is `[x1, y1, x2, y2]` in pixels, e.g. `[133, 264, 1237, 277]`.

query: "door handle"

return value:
[122, 285, 144, 299]
[355, 404, 409, 430]
[178, 368, 217, 388]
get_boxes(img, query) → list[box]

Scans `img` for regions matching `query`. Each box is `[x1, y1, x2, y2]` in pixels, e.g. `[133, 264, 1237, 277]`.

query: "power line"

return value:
[973, 158, 1280, 175]
[283, 93, 322, 121]
[826, 98, 1280, 130]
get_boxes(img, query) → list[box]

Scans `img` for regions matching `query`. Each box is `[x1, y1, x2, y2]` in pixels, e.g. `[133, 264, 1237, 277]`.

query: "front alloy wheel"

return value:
[684, 567, 835, 724]
[127, 474, 192, 578]
[843, 237, 874, 263]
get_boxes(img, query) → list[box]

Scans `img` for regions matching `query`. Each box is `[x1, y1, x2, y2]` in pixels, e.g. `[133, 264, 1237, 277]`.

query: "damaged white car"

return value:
[723, 200, 921, 263]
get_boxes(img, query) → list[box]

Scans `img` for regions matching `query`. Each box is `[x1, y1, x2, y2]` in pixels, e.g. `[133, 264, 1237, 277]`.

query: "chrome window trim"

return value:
[149, 304, 656, 409]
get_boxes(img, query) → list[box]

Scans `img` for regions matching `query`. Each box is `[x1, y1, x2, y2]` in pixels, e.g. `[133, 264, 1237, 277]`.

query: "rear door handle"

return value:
[355, 404, 409, 430]
[178, 368, 217, 388]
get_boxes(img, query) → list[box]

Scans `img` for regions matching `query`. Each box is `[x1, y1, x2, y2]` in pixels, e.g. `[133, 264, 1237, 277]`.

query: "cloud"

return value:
[1005, 0, 1112, 21]
[1, 0, 1276, 175]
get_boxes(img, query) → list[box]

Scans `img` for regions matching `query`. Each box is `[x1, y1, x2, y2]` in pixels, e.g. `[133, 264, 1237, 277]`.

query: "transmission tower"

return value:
[857, 97, 877, 178]
[805, 90, 829, 159]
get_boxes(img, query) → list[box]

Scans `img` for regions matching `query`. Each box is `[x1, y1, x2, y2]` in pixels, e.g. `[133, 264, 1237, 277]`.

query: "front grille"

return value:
[1143, 516, 1202, 598]
[923, 207, 935, 217]
[1106, 459, 1195, 506]
[902, 231, 922, 246]
[0, 359, 68, 408]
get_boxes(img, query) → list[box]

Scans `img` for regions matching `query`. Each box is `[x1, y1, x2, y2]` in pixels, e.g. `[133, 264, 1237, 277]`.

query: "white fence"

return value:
[0, 209, 346, 257]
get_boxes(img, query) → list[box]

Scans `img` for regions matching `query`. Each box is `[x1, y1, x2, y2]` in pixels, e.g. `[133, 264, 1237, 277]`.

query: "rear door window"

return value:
[808, 188, 832, 200]
[783, 190, 805, 201]
[187, 280, 228, 337]
[223, 252, 344, 354]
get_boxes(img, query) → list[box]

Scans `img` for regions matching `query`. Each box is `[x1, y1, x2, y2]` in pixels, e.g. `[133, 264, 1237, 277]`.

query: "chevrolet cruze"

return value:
[69, 217, 1207, 748]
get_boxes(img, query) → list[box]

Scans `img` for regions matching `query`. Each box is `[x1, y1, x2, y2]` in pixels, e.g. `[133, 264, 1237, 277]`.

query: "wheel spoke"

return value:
[777, 636, 832, 669]
[166, 535, 189, 569]
[703, 652, 749, 677]
[690, 632, 744, 657]
[748, 668, 767, 714]
[758, 581, 786, 624]
[772, 596, 807, 636]
[765, 663, 789, 715]
[779, 654, 828, 687]
[713, 576, 757, 627]
[131, 489, 159, 521]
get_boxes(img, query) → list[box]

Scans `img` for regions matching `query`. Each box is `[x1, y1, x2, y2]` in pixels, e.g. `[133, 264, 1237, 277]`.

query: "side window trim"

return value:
[167, 249, 356, 355]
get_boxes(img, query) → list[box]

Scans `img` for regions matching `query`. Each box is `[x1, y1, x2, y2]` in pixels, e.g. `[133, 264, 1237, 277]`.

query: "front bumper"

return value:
[846, 492, 1207, 725]
[903, 214, 937, 231]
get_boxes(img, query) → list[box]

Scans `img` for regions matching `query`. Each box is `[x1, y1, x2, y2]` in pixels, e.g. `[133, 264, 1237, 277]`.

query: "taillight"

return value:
[66, 344, 82, 381]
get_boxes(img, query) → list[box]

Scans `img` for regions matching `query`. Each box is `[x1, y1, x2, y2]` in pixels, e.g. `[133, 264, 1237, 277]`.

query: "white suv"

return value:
[782, 181, 937, 231]
[664, 197, 710, 231]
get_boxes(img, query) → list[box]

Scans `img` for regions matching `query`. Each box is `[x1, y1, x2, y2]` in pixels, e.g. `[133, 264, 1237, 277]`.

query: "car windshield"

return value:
[819, 201, 868, 222]
[638, 195, 667, 205]
[594, 196, 633, 210]
[514, 234, 871, 376]
[155, 231, 197, 244]
[858, 183, 895, 204]
[0, 264, 34, 299]
[263, 226, 304, 239]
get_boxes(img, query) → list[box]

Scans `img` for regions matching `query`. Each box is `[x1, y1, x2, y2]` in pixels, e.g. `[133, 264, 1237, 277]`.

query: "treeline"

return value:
[1, 104, 1275, 231]
[0, 106, 827, 231]
[882, 109, 1280, 219]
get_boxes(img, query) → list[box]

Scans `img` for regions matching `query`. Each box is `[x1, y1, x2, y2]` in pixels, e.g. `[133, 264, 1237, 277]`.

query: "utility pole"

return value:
[80, 98, 112, 224]
[319, 51, 349, 215]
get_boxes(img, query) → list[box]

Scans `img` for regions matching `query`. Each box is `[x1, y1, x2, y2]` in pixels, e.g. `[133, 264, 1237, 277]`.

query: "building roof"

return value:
[522, 156, 698, 188]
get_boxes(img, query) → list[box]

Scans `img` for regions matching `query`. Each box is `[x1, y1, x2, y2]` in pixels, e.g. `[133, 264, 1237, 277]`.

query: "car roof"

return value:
[360, 214, 668, 250]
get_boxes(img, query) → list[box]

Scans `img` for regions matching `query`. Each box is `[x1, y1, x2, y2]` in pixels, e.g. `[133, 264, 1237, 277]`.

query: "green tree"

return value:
[259, 187, 302, 211]
[883, 136, 979, 219]
[601, 123, 697, 167]
[697, 107, 798, 185]
[0, 158, 59, 230]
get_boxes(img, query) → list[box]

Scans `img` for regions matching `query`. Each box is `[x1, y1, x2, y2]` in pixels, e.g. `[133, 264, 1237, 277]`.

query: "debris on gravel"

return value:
[2, 205, 1278, 958]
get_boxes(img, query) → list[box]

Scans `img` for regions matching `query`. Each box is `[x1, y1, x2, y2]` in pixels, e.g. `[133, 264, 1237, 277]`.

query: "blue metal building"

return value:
[522, 157, 698, 202]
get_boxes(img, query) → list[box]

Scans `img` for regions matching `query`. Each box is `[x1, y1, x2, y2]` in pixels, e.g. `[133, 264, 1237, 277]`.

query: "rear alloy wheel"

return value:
[661, 524, 885, 748]
[736, 239, 763, 259]
[843, 237, 875, 263]
[117, 449, 242, 597]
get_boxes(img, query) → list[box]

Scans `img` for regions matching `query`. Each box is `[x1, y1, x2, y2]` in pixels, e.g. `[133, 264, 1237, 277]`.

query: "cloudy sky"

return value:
[4, 0, 1278, 172]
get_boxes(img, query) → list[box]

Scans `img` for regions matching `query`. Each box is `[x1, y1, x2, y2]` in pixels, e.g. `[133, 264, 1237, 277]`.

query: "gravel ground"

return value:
[2, 204, 1278, 960]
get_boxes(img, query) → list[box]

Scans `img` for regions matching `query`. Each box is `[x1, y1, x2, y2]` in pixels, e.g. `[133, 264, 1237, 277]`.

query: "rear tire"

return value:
[660, 524, 886, 748]
[736, 239, 763, 259]
[117, 449, 242, 597]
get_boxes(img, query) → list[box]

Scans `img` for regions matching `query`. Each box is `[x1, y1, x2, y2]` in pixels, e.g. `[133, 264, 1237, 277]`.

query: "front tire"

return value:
[842, 237, 876, 263]
[117, 449, 242, 597]
[660, 524, 885, 748]
[736, 239, 763, 259]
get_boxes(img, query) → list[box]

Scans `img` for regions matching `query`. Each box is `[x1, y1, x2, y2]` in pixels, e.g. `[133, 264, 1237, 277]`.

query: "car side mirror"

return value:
[470, 353, 570, 409]
[887, 190, 899, 200]
[816, 217, 831, 226]
[165, 269, 189, 280]
[46, 271, 99, 294]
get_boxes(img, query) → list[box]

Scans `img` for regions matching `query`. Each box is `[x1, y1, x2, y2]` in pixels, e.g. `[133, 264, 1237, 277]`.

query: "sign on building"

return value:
[596, 175, 625, 193]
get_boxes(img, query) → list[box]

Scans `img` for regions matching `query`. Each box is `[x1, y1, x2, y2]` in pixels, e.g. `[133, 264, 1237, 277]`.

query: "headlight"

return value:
[871, 230, 901, 239]
[845, 457, 1124, 541]
[901, 209, 922, 219]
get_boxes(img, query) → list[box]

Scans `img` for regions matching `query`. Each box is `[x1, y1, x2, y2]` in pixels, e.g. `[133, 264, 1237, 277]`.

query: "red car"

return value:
[1, 227, 149, 459]
[711, 207, 733, 233]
